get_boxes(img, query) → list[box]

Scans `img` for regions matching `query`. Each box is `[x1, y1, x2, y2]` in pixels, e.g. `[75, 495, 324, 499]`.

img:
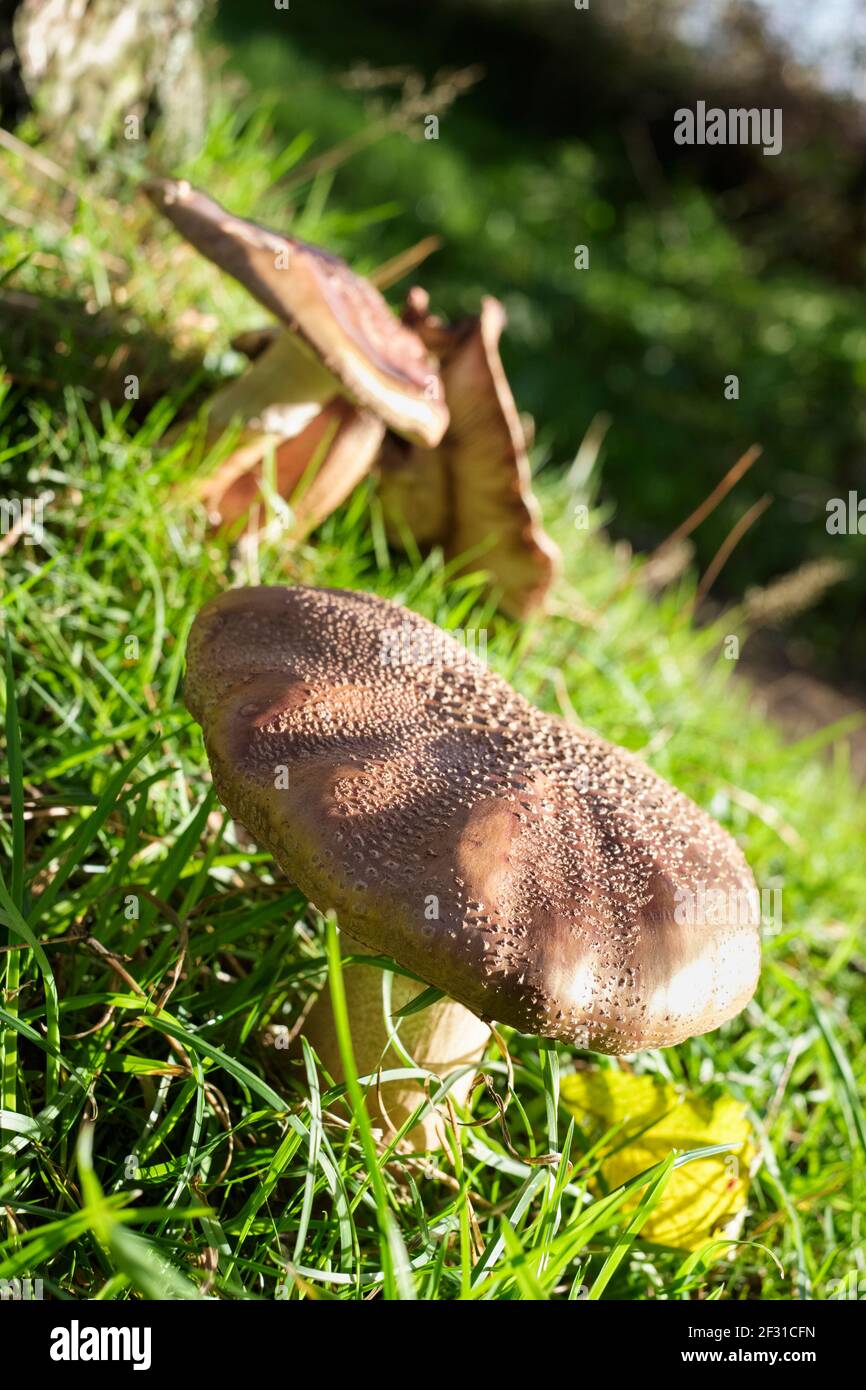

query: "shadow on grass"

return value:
[0, 287, 215, 425]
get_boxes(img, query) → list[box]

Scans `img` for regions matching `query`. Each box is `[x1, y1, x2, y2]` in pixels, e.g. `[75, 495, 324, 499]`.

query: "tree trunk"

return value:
[7, 0, 211, 156]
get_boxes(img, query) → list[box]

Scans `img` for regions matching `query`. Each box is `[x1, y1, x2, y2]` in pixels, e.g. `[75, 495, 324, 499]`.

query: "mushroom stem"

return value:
[207, 331, 337, 439]
[303, 932, 491, 1151]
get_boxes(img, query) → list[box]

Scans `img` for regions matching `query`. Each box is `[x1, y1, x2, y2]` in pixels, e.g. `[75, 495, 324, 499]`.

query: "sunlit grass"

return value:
[0, 101, 864, 1301]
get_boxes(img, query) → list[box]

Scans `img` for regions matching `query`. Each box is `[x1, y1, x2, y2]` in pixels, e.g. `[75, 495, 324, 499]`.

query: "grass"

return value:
[0, 91, 864, 1302]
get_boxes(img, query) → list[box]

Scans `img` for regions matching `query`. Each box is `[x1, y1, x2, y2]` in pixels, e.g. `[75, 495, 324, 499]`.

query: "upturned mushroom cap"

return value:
[378, 292, 559, 618]
[143, 178, 448, 449]
[199, 398, 385, 537]
[185, 586, 761, 1053]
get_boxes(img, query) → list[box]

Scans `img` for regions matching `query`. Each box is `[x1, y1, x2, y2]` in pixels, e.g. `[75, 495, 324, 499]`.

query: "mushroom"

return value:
[185, 585, 761, 1148]
[142, 178, 448, 534]
[197, 397, 385, 535]
[378, 289, 559, 618]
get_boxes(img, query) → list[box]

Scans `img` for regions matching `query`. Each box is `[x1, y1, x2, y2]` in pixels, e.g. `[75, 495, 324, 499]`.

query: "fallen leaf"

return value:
[561, 1069, 754, 1250]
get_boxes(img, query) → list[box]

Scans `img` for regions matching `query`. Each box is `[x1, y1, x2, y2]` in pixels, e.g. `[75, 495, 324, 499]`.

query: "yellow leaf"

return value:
[561, 1070, 754, 1251]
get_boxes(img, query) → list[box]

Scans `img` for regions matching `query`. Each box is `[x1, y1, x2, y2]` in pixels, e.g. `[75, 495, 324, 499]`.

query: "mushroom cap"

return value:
[143, 178, 448, 449]
[199, 398, 385, 537]
[378, 294, 559, 618]
[185, 586, 761, 1053]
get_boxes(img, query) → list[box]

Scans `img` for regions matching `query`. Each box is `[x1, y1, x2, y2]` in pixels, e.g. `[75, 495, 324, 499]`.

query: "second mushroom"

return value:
[145, 179, 559, 618]
[144, 178, 448, 536]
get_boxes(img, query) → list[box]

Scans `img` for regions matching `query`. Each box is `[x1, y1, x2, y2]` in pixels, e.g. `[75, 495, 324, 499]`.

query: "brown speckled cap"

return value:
[185, 585, 761, 1052]
[143, 179, 448, 449]
[378, 292, 559, 618]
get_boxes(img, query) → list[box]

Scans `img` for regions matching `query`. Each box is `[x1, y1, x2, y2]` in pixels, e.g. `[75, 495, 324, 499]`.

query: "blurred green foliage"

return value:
[212, 0, 866, 676]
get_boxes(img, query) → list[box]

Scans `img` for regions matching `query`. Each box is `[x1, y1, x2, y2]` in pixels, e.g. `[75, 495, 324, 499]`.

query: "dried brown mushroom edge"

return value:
[185, 585, 761, 1150]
